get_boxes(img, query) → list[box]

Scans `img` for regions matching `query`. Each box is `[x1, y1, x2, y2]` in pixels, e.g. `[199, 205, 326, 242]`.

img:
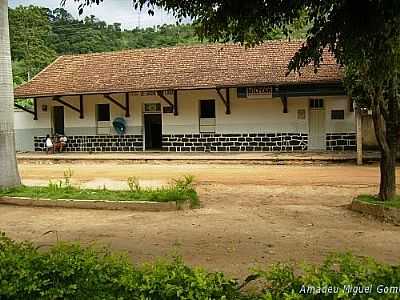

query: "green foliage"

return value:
[1, 235, 400, 300]
[249, 253, 400, 300]
[356, 195, 400, 209]
[0, 233, 240, 299]
[9, 5, 57, 83]
[8, 6, 203, 86]
[0, 174, 199, 207]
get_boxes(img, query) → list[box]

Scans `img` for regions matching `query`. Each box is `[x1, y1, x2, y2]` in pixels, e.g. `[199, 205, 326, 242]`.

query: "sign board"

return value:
[163, 106, 173, 114]
[247, 86, 273, 98]
[143, 103, 161, 113]
[237, 86, 273, 99]
[133, 90, 174, 97]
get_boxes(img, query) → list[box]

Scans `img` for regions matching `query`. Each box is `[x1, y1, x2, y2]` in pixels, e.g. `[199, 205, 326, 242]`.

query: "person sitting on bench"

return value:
[45, 134, 54, 154]
[59, 135, 67, 152]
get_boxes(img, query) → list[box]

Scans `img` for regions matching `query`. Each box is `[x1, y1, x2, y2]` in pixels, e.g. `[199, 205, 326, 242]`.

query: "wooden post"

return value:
[79, 95, 84, 119]
[356, 108, 363, 165]
[173, 90, 178, 116]
[33, 98, 38, 120]
[125, 92, 130, 117]
[226, 88, 231, 115]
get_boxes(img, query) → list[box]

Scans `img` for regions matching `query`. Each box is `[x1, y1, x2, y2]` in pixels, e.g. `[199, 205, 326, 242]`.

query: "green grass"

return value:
[0, 176, 199, 208]
[355, 194, 400, 208]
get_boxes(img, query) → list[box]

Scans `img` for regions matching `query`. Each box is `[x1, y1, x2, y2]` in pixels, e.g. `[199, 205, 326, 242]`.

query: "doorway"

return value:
[144, 114, 162, 150]
[308, 99, 325, 150]
[52, 106, 64, 135]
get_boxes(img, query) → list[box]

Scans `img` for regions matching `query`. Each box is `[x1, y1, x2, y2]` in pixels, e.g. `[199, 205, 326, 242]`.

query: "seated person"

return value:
[45, 134, 54, 154]
[53, 135, 61, 153]
[59, 135, 67, 152]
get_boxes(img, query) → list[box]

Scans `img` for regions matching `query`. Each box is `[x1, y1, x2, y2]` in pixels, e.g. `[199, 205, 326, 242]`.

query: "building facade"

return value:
[13, 42, 356, 152]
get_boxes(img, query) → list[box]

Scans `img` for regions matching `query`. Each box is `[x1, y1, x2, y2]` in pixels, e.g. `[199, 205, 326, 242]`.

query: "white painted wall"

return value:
[323, 96, 355, 133]
[14, 90, 355, 151]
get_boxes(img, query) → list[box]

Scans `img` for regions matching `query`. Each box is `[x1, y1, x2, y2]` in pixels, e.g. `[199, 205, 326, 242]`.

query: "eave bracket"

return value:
[216, 88, 231, 114]
[104, 93, 130, 117]
[14, 98, 38, 120]
[280, 96, 288, 113]
[53, 96, 84, 119]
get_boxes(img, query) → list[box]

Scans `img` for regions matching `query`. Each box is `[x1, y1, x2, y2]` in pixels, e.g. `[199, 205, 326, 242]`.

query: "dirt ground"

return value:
[1, 161, 400, 278]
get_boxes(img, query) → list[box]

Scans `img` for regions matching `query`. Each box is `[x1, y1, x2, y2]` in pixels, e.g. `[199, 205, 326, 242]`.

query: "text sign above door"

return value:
[247, 86, 273, 98]
[237, 86, 273, 99]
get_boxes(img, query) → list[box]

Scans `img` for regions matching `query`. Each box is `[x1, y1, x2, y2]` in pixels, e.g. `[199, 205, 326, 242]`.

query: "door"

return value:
[53, 106, 64, 135]
[144, 114, 162, 150]
[309, 99, 325, 150]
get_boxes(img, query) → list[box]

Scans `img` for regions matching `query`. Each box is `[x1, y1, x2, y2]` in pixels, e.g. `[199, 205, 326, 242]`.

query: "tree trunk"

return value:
[0, 0, 21, 187]
[371, 81, 398, 201]
[379, 148, 397, 200]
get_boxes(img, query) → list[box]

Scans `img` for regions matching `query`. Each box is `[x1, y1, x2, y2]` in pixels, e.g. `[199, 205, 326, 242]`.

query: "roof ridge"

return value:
[57, 39, 305, 59]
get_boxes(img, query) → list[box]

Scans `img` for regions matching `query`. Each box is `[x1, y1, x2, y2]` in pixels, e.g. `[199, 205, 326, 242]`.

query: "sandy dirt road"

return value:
[1, 162, 400, 277]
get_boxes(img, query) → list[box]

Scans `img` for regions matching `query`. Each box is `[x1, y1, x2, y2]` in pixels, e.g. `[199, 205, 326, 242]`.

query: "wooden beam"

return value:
[173, 90, 178, 116]
[226, 88, 231, 114]
[53, 96, 81, 114]
[349, 98, 354, 112]
[157, 91, 174, 107]
[125, 92, 130, 117]
[79, 95, 84, 119]
[280, 96, 288, 113]
[33, 98, 38, 120]
[104, 94, 130, 117]
[216, 88, 231, 114]
[14, 103, 35, 116]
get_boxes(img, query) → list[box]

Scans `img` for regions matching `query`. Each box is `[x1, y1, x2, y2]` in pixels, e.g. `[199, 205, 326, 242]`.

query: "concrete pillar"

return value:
[356, 108, 363, 165]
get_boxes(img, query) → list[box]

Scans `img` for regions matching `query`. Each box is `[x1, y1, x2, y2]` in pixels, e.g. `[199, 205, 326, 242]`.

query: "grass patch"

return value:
[0, 173, 199, 208]
[355, 194, 400, 208]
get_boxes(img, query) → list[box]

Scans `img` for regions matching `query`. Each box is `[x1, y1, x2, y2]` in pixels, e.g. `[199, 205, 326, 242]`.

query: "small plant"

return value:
[172, 174, 195, 191]
[63, 168, 73, 186]
[127, 176, 141, 192]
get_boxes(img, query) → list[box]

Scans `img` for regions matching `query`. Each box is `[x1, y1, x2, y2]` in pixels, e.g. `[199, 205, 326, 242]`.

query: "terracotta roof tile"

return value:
[14, 41, 342, 98]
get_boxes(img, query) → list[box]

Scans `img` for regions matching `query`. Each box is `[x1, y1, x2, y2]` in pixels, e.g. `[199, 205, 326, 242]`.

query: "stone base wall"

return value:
[326, 133, 356, 151]
[162, 133, 308, 152]
[34, 135, 143, 152]
[33, 132, 357, 152]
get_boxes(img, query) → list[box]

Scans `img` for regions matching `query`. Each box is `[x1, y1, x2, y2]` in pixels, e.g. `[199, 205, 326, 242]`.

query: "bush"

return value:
[1, 233, 399, 300]
[0, 233, 240, 300]
[251, 253, 400, 300]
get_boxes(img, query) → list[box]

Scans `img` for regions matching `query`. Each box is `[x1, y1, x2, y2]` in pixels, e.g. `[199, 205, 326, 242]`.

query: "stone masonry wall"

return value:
[326, 133, 356, 151]
[162, 133, 308, 152]
[33, 132, 356, 152]
[34, 135, 143, 152]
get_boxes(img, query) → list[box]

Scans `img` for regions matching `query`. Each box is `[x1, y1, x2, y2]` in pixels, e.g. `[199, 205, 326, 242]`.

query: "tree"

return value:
[70, 0, 400, 201]
[0, 0, 21, 187]
[9, 5, 56, 81]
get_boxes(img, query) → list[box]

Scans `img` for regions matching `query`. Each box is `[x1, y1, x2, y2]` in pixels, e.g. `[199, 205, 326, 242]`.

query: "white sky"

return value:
[9, 0, 186, 29]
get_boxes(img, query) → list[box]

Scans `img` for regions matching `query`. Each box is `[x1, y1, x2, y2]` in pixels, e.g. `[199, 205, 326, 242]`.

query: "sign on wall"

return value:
[133, 90, 174, 97]
[237, 86, 273, 99]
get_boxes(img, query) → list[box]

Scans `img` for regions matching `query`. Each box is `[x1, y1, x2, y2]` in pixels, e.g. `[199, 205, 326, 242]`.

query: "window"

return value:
[310, 98, 324, 108]
[96, 104, 110, 121]
[144, 103, 161, 113]
[331, 109, 345, 120]
[200, 100, 215, 118]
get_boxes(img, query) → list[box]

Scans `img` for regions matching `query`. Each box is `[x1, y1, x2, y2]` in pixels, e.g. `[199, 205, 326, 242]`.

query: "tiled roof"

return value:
[14, 41, 342, 98]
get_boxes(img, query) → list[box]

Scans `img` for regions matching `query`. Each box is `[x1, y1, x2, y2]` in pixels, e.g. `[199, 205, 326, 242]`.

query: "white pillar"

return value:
[356, 108, 363, 165]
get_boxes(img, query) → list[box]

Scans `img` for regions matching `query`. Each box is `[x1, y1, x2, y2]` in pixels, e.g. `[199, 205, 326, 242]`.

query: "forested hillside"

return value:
[9, 5, 309, 87]
[9, 5, 199, 86]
